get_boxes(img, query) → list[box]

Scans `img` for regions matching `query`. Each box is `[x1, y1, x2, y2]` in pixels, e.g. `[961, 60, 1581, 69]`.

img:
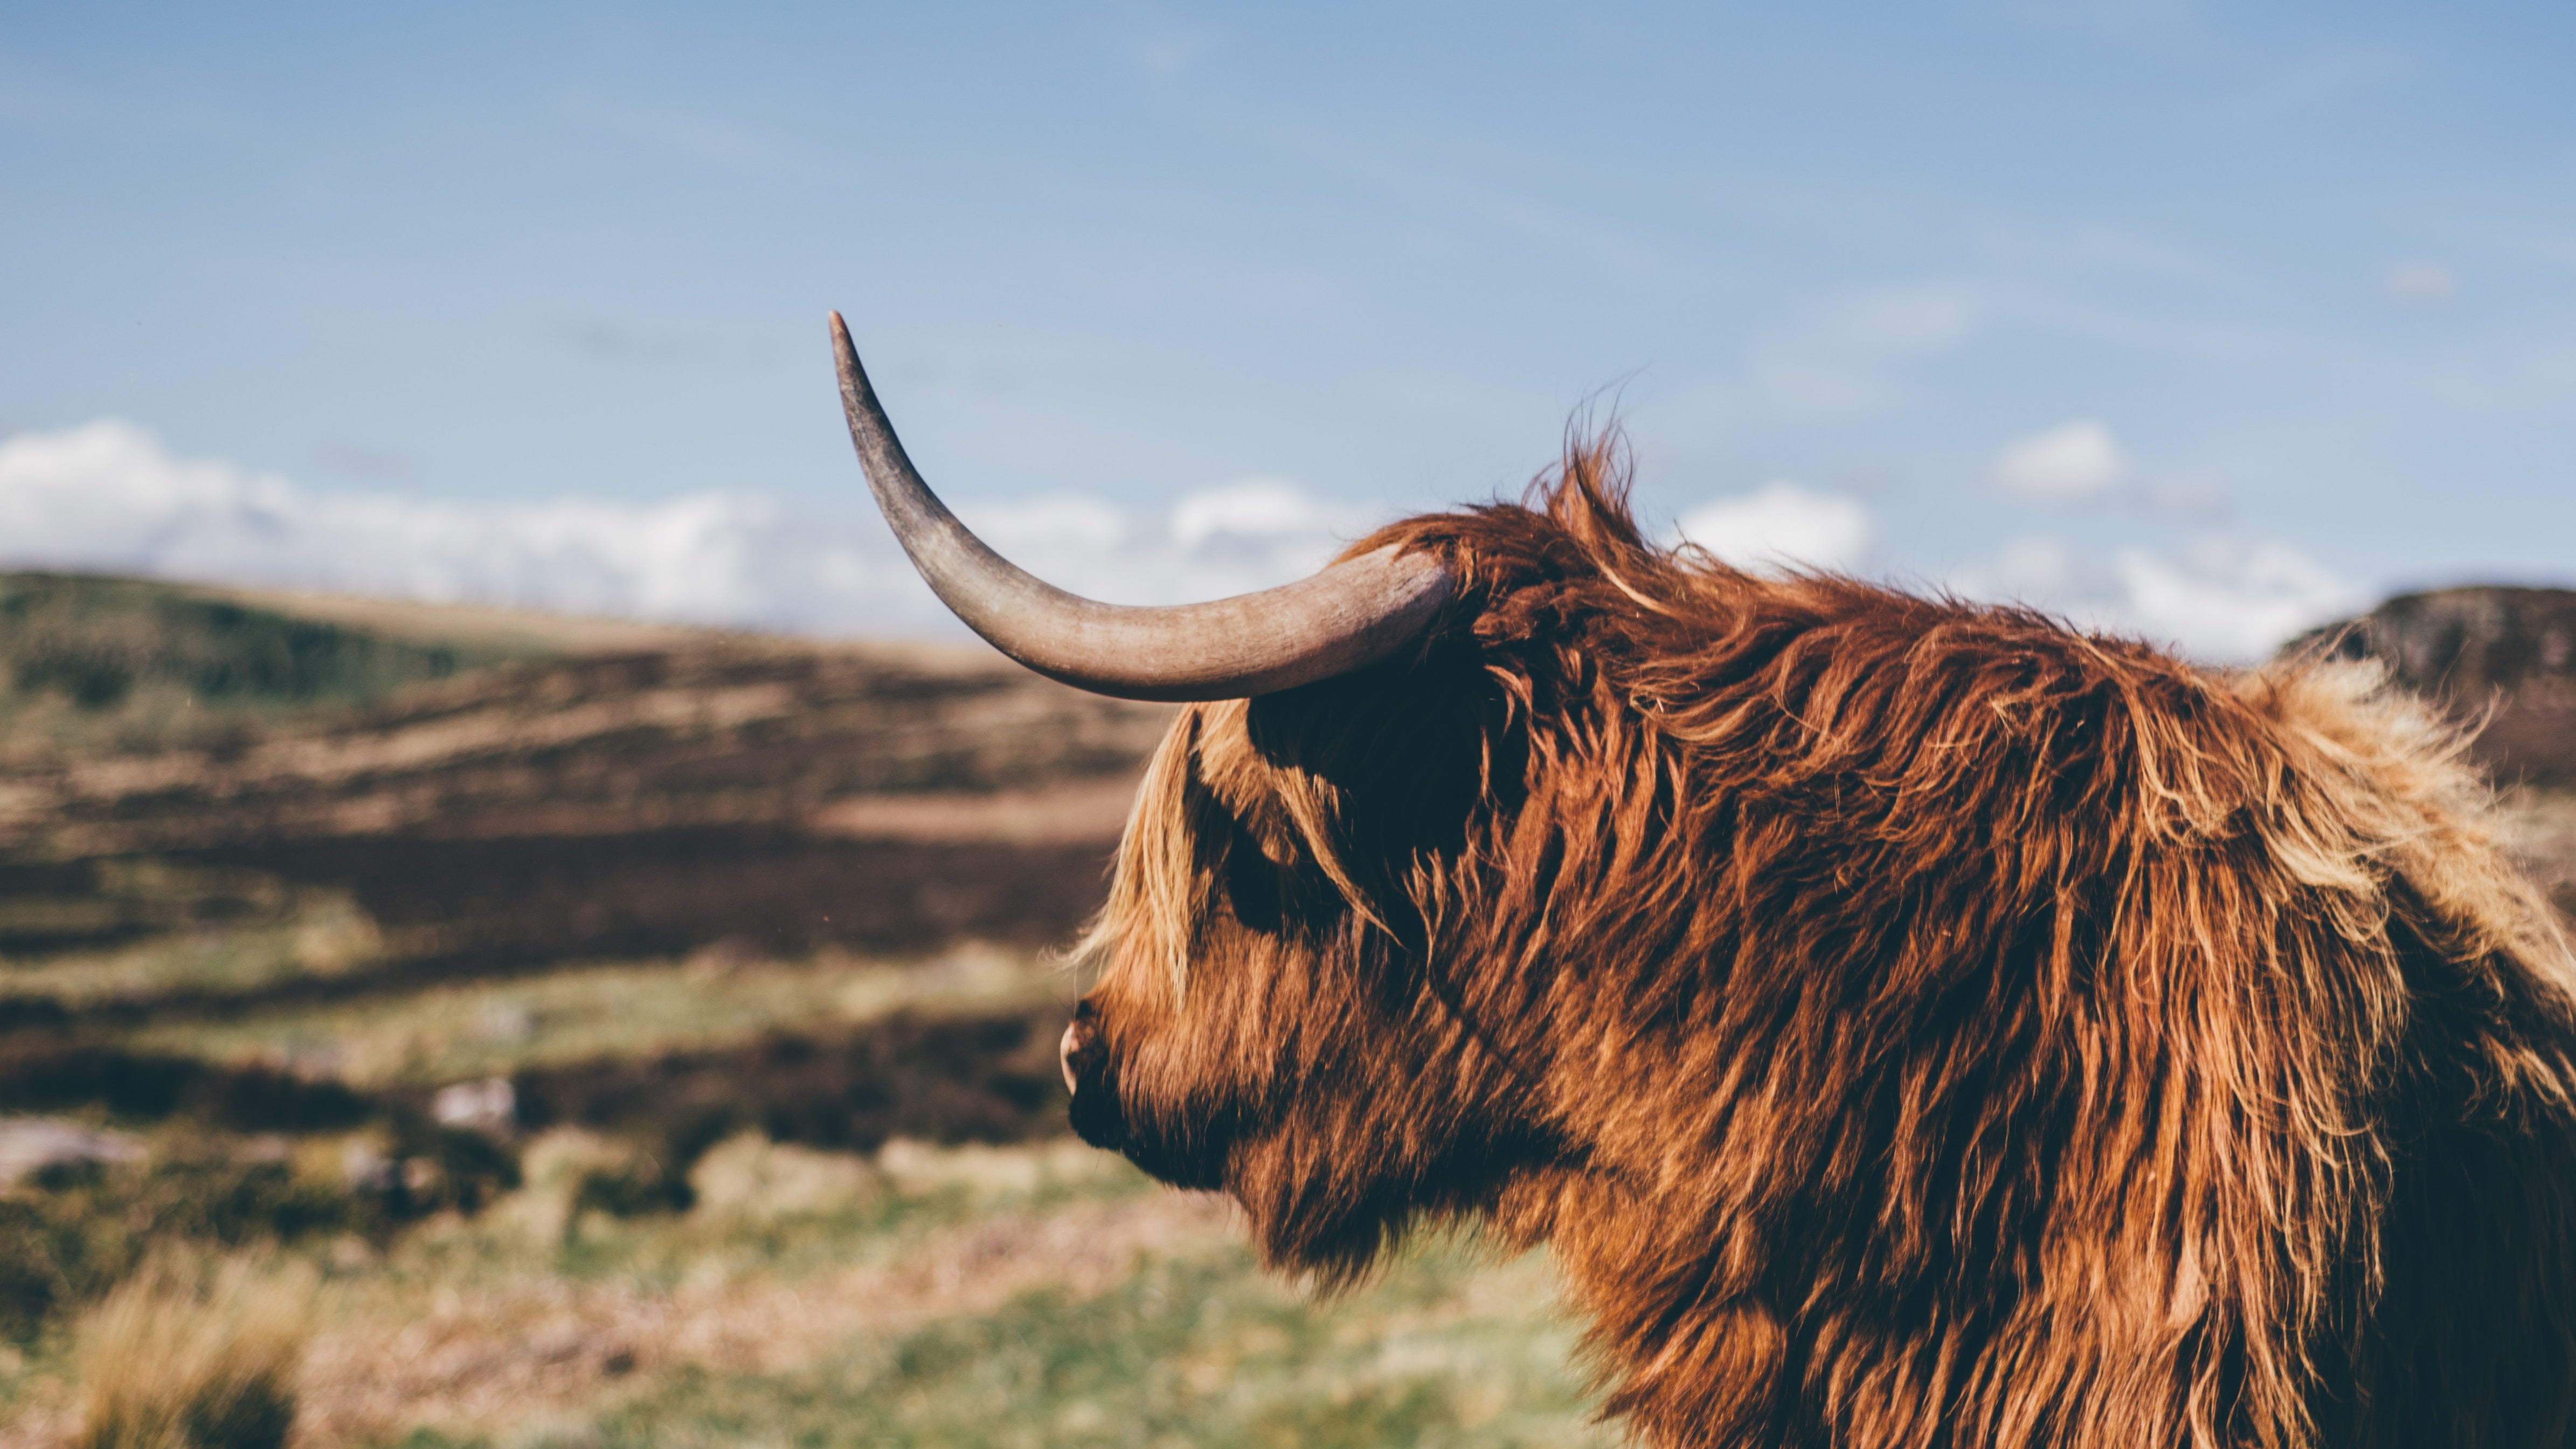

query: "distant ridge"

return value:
[0, 571, 771, 762]
[0, 571, 531, 761]
[2287, 585, 2576, 788]
[0, 573, 1172, 974]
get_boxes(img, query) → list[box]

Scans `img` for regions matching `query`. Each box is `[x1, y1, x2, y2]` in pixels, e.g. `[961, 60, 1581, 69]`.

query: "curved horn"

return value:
[830, 312, 1453, 702]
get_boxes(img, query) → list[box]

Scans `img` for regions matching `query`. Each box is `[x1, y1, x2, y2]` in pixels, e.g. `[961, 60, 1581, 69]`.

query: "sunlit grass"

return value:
[314, 1140, 1607, 1449]
[558, 1238, 1610, 1449]
[128, 942, 1076, 1089]
[0, 888, 387, 1008]
[0, 1134, 1610, 1447]
[383, 1134, 1146, 1297]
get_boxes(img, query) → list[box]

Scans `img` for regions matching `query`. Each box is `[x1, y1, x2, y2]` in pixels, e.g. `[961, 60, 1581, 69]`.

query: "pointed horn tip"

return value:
[823, 307, 1451, 701]
[828, 313, 867, 405]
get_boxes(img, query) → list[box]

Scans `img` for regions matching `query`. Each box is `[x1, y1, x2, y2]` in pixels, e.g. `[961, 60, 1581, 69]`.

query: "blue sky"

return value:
[3, 3, 2572, 655]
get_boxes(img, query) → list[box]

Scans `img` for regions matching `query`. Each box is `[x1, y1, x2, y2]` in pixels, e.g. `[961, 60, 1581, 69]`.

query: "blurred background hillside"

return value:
[0, 575, 1626, 1446]
[4, 3, 2573, 1445]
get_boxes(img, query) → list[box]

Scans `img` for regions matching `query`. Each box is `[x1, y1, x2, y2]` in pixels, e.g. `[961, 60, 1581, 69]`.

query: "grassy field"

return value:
[0, 913, 1614, 1448]
[2, 1139, 1610, 1448]
[125, 943, 1068, 1091]
[12, 827, 2571, 1447]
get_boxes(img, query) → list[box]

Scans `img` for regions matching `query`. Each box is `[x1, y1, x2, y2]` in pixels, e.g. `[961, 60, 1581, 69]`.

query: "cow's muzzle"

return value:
[1061, 1000, 1125, 1150]
[1059, 1006, 1103, 1094]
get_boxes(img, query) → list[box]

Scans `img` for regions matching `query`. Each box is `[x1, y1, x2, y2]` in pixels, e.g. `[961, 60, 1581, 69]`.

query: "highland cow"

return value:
[830, 314, 2576, 1448]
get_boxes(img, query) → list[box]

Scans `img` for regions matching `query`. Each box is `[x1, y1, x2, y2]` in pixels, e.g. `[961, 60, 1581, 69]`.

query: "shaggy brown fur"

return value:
[1066, 440, 2576, 1449]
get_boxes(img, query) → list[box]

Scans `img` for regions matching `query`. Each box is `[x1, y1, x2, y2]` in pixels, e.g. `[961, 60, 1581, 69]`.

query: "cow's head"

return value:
[1066, 656, 1552, 1274]
[830, 315, 1608, 1275]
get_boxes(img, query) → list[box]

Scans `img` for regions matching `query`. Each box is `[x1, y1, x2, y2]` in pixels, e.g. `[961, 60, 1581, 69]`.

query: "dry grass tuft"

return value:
[685, 1132, 883, 1223]
[288, 1185, 1236, 1442]
[874, 1135, 1125, 1200]
[70, 1256, 316, 1449]
[493, 1129, 666, 1247]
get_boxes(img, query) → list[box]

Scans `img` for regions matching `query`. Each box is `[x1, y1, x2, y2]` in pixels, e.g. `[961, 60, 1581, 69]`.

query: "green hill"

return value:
[0, 572, 529, 759]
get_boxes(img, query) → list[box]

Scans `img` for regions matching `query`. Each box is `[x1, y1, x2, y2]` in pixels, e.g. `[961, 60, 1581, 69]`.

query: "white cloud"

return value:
[0, 419, 1374, 636]
[2110, 536, 2362, 661]
[2140, 474, 2229, 519]
[0, 419, 2368, 667]
[960, 494, 1128, 554]
[961, 474, 1375, 609]
[1950, 534, 2102, 603]
[1950, 530, 2363, 662]
[1674, 481, 1873, 573]
[1990, 419, 2131, 501]
[1169, 477, 1344, 552]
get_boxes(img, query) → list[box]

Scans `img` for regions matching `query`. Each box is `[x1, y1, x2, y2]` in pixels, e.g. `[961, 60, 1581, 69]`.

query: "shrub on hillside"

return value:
[0, 1147, 362, 1342]
[0, 1038, 371, 1133]
[511, 1008, 1067, 1181]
